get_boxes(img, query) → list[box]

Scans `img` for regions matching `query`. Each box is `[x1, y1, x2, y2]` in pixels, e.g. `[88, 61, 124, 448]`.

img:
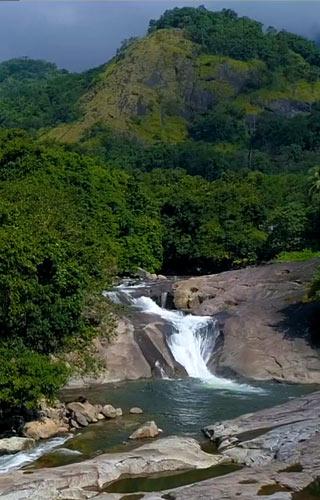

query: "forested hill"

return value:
[2, 7, 320, 178]
[48, 7, 320, 148]
[0, 58, 100, 129]
[1, 7, 320, 410]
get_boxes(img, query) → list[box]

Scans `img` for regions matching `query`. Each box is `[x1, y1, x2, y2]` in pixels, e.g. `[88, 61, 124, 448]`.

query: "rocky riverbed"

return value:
[0, 391, 319, 499]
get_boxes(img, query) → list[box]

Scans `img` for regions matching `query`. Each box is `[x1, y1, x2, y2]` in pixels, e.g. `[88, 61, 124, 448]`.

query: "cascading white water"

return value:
[105, 283, 259, 393]
[0, 435, 72, 474]
[133, 296, 215, 379]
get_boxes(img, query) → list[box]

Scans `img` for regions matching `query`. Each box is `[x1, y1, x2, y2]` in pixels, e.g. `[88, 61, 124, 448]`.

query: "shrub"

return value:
[0, 342, 69, 410]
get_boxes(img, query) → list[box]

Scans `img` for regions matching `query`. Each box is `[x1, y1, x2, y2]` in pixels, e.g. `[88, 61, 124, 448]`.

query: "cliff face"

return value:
[48, 28, 317, 144]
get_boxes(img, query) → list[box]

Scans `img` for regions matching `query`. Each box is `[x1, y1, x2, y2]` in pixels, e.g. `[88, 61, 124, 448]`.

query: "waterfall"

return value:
[105, 283, 258, 392]
[160, 291, 168, 308]
[133, 296, 216, 379]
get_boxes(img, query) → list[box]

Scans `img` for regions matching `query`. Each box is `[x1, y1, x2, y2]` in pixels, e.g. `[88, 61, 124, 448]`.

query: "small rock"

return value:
[129, 421, 160, 440]
[57, 426, 69, 434]
[23, 418, 62, 440]
[0, 437, 35, 455]
[129, 407, 143, 414]
[97, 413, 105, 420]
[70, 419, 80, 429]
[102, 404, 117, 419]
[116, 408, 123, 417]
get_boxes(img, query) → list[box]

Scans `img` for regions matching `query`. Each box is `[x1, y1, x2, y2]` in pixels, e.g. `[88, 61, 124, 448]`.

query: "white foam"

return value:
[104, 284, 262, 394]
[0, 435, 72, 474]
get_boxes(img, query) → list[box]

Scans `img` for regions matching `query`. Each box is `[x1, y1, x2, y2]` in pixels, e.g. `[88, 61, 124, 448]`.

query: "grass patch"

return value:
[276, 249, 320, 263]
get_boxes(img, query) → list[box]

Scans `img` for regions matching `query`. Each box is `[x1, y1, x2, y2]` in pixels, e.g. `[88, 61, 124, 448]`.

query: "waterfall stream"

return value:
[105, 283, 257, 392]
[0, 435, 72, 474]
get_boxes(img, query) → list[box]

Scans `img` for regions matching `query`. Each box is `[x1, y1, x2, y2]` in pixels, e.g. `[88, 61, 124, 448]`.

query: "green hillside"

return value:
[43, 7, 320, 145]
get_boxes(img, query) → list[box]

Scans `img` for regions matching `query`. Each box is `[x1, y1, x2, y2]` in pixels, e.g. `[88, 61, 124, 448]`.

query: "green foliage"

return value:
[149, 7, 320, 73]
[0, 232, 86, 354]
[0, 58, 98, 129]
[264, 203, 308, 257]
[0, 342, 69, 410]
[189, 106, 247, 143]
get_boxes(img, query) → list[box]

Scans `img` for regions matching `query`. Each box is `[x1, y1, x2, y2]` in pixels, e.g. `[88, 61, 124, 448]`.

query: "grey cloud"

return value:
[0, 1, 319, 71]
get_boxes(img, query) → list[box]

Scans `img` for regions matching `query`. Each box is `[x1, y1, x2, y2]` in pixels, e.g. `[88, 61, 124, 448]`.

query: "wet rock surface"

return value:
[129, 420, 161, 439]
[203, 390, 320, 444]
[0, 436, 226, 499]
[140, 392, 320, 500]
[174, 260, 320, 383]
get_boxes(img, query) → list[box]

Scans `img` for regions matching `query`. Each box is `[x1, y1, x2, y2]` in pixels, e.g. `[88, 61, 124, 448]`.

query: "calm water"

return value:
[30, 377, 316, 470]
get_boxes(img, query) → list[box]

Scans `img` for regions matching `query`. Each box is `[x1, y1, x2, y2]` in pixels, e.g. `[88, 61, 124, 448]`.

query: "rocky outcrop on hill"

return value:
[174, 259, 320, 383]
[0, 436, 227, 499]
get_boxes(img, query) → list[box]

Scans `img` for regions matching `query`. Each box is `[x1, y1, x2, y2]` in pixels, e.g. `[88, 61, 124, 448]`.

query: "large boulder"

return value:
[66, 401, 99, 424]
[0, 436, 228, 498]
[23, 418, 68, 440]
[65, 318, 153, 387]
[0, 437, 35, 455]
[174, 260, 320, 383]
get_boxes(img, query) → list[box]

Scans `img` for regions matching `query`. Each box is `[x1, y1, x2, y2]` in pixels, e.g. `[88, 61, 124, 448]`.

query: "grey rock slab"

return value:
[0, 436, 225, 499]
[203, 390, 320, 443]
[174, 259, 320, 383]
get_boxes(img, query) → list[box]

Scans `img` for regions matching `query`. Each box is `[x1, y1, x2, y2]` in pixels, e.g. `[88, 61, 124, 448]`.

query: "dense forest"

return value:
[1, 6, 320, 411]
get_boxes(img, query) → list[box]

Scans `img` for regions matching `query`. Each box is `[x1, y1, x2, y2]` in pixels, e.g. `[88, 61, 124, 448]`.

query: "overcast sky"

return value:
[1, 1, 320, 72]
